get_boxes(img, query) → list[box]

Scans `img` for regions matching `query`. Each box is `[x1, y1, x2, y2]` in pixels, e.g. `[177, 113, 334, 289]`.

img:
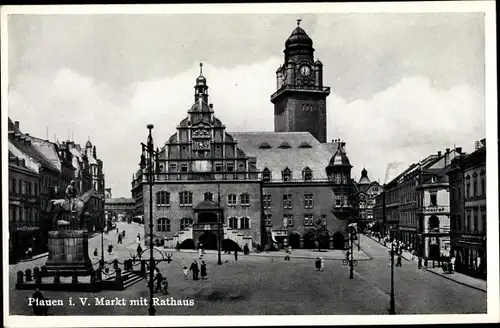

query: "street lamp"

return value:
[388, 222, 399, 315]
[217, 183, 222, 265]
[141, 124, 159, 316]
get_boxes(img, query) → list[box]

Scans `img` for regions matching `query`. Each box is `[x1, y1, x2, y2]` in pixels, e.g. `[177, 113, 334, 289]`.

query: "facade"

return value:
[105, 197, 136, 222]
[446, 140, 486, 279]
[80, 189, 106, 232]
[8, 150, 42, 262]
[356, 168, 383, 232]
[132, 24, 357, 252]
[82, 140, 106, 198]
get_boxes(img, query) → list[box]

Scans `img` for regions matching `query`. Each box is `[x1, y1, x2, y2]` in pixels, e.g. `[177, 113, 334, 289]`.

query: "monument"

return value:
[43, 181, 93, 276]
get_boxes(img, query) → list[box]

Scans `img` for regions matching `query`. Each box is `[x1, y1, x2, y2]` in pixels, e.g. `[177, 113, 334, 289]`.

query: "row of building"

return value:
[8, 118, 106, 263]
[128, 23, 386, 253]
[373, 140, 487, 279]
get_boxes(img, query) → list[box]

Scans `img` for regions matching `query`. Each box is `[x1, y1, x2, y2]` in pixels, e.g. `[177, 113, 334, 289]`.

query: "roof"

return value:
[26, 135, 62, 172]
[229, 132, 340, 181]
[358, 168, 371, 185]
[8, 149, 39, 174]
[285, 26, 313, 48]
[105, 197, 135, 204]
[9, 134, 60, 172]
[328, 143, 351, 167]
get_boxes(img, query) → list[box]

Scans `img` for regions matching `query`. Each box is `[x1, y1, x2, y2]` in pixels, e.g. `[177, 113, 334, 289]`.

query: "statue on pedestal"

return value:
[47, 181, 85, 230]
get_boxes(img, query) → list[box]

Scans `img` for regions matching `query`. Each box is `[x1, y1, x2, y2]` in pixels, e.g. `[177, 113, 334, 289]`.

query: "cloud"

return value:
[8, 59, 484, 196]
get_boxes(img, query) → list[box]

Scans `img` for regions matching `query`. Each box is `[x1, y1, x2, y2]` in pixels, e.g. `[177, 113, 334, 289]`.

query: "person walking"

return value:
[137, 244, 143, 259]
[234, 249, 238, 261]
[450, 256, 456, 273]
[161, 276, 169, 294]
[154, 268, 163, 293]
[190, 260, 199, 280]
[418, 257, 422, 269]
[201, 261, 208, 280]
[137, 233, 141, 243]
[31, 288, 48, 316]
[107, 243, 113, 254]
[315, 257, 321, 271]
[396, 254, 402, 267]
[320, 257, 325, 271]
[182, 266, 189, 279]
[117, 234, 122, 244]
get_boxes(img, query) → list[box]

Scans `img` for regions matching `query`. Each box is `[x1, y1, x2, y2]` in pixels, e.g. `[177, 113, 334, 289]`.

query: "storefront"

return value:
[452, 234, 486, 279]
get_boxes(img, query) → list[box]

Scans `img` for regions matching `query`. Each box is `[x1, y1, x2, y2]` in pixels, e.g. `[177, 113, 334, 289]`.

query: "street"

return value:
[8, 222, 486, 316]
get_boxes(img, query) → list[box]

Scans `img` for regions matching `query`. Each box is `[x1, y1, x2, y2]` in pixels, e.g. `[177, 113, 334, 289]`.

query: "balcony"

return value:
[271, 85, 331, 101]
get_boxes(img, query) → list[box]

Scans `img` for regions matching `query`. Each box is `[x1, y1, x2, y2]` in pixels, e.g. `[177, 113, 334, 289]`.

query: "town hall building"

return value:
[131, 22, 358, 252]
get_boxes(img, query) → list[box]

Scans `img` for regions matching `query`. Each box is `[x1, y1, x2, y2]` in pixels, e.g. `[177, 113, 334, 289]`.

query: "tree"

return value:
[312, 218, 330, 251]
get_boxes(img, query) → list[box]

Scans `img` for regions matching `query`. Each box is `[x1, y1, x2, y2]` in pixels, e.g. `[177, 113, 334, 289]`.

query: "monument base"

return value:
[44, 230, 93, 276]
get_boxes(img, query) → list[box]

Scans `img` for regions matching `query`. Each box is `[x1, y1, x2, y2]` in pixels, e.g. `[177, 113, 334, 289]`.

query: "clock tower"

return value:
[271, 20, 330, 143]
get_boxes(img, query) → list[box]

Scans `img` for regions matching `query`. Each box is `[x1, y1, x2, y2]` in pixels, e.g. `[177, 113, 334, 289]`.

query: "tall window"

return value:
[304, 214, 314, 226]
[227, 194, 237, 206]
[157, 218, 170, 232]
[430, 193, 437, 206]
[303, 167, 312, 182]
[472, 173, 478, 197]
[156, 191, 170, 206]
[480, 170, 485, 196]
[265, 214, 272, 227]
[262, 168, 271, 182]
[282, 168, 291, 182]
[342, 175, 348, 184]
[228, 217, 238, 229]
[204, 192, 213, 202]
[481, 211, 486, 234]
[284, 214, 293, 227]
[283, 194, 292, 209]
[240, 217, 250, 229]
[473, 210, 478, 233]
[179, 191, 193, 206]
[335, 194, 341, 207]
[465, 175, 470, 198]
[457, 214, 461, 231]
[304, 194, 313, 209]
[263, 194, 271, 209]
[180, 218, 193, 230]
[334, 173, 341, 184]
[465, 211, 470, 232]
[34, 182, 38, 196]
[19, 180, 23, 194]
[240, 193, 250, 206]
[10, 178, 16, 193]
[429, 216, 439, 232]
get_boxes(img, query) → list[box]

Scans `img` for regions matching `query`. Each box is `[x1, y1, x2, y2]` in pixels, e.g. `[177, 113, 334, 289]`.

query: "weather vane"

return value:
[297, 19, 302, 26]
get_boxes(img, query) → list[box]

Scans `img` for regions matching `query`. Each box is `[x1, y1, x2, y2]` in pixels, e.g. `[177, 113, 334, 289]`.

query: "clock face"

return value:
[300, 65, 312, 77]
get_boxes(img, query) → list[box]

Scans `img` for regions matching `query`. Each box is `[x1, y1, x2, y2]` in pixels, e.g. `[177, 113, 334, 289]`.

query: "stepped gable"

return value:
[230, 131, 340, 180]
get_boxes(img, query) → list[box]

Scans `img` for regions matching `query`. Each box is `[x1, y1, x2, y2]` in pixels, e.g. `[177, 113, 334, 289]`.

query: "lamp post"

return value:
[388, 222, 399, 315]
[349, 226, 354, 279]
[141, 124, 158, 316]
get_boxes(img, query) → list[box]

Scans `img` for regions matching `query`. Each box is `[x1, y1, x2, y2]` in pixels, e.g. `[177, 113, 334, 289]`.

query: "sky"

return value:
[7, 12, 486, 197]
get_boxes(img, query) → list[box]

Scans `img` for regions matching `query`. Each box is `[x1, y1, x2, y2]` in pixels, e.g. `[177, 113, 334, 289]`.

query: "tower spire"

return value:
[199, 62, 203, 76]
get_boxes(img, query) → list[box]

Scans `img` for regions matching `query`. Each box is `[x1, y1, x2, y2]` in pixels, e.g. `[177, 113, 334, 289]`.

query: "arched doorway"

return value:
[199, 231, 218, 250]
[222, 239, 242, 252]
[288, 232, 301, 249]
[303, 229, 316, 249]
[333, 232, 345, 250]
[179, 239, 195, 250]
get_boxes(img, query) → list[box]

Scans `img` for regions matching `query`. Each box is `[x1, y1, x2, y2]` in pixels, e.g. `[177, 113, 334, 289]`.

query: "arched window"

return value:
[228, 217, 238, 229]
[262, 168, 271, 182]
[303, 167, 312, 181]
[240, 217, 250, 229]
[156, 191, 170, 206]
[180, 218, 193, 230]
[282, 167, 291, 182]
[428, 215, 439, 232]
[204, 192, 213, 202]
[157, 218, 170, 232]
[179, 191, 193, 206]
[334, 173, 341, 184]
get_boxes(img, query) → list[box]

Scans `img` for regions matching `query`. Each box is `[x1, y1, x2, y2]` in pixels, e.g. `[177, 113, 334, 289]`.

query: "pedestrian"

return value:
[424, 258, 428, 268]
[137, 244, 143, 259]
[176, 242, 181, 252]
[234, 249, 238, 261]
[418, 257, 422, 269]
[154, 268, 163, 293]
[410, 249, 415, 261]
[396, 254, 402, 267]
[137, 233, 140, 242]
[450, 256, 456, 273]
[198, 246, 203, 259]
[30, 288, 48, 316]
[201, 261, 208, 280]
[161, 277, 169, 294]
[118, 234, 122, 244]
[27, 247, 33, 258]
[315, 257, 321, 271]
[107, 244, 113, 254]
[182, 266, 189, 279]
[93, 248, 98, 257]
[190, 260, 199, 280]
[320, 257, 324, 271]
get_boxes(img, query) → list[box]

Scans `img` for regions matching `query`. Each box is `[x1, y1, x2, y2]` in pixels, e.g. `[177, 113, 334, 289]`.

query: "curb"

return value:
[17, 252, 48, 263]
[424, 268, 487, 293]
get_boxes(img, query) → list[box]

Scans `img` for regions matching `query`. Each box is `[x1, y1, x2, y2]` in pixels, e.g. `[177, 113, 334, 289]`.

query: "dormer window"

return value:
[282, 168, 291, 182]
[259, 142, 272, 149]
[278, 141, 291, 149]
[303, 167, 312, 181]
[298, 141, 312, 149]
[262, 168, 271, 182]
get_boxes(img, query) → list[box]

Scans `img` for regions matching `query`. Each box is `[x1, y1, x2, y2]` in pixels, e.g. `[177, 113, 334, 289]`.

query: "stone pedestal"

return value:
[44, 230, 93, 275]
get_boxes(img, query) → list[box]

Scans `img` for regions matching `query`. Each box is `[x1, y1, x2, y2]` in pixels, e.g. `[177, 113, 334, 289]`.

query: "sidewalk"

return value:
[161, 248, 371, 261]
[365, 233, 487, 292]
[365, 234, 415, 262]
[17, 252, 48, 263]
[425, 267, 487, 292]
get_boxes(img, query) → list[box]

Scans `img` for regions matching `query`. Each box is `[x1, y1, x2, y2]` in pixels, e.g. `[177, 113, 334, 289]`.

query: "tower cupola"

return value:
[194, 63, 209, 104]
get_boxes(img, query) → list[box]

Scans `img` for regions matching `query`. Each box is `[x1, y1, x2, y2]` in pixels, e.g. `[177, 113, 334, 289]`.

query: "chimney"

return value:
[209, 104, 213, 109]
[437, 151, 442, 157]
[446, 148, 450, 153]
[14, 121, 19, 131]
[480, 138, 486, 147]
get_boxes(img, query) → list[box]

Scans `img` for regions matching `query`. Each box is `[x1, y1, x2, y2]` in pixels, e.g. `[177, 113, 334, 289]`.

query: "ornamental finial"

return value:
[199, 62, 203, 76]
[297, 19, 302, 26]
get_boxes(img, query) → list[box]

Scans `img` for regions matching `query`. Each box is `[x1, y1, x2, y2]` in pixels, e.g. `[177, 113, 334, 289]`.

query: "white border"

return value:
[2, 1, 498, 327]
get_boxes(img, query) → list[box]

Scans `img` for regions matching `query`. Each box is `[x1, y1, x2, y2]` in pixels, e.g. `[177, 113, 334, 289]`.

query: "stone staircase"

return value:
[104, 270, 144, 290]
[164, 225, 254, 252]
